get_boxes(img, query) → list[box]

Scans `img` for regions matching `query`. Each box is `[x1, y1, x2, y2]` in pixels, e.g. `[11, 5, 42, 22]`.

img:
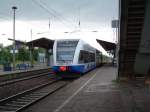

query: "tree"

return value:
[0, 48, 12, 64]
[18, 48, 29, 63]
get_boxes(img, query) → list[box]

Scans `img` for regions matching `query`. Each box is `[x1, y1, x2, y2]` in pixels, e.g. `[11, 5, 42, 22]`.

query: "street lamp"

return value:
[12, 6, 18, 71]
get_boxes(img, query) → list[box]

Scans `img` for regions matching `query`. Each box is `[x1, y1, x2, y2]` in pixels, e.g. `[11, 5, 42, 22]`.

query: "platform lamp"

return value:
[12, 6, 18, 71]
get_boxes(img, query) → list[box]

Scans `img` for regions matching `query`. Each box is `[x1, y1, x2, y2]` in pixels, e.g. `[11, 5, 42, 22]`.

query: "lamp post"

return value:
[12, 6, 17, 71]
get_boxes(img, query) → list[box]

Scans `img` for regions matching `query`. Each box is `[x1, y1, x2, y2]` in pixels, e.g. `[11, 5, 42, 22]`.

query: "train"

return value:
[52, 39, 109, 78]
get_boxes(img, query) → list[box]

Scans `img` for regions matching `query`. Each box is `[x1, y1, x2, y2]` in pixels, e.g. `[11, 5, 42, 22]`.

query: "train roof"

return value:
[55, 39, 80, 41]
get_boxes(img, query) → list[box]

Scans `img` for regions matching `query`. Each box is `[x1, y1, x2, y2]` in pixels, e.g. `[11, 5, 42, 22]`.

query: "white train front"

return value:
[52, 39, 101, 77]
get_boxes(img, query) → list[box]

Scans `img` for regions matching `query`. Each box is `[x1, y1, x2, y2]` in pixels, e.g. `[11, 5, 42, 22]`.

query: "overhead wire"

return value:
[0, 0, 81, 35]
[38, 0, 78, 28]
[31, 0, 75, 30]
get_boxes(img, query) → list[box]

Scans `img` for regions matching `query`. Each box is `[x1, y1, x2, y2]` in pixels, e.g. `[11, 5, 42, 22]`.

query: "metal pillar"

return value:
[12, 6, 17, 71]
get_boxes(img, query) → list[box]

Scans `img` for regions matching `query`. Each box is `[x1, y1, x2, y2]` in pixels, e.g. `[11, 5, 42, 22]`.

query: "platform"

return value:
[0, 63, 50, 76]
[22, 66, 150, 112]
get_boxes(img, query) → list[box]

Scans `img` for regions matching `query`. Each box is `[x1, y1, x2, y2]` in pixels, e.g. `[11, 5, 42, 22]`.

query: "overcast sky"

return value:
[0, 0, 118, 53]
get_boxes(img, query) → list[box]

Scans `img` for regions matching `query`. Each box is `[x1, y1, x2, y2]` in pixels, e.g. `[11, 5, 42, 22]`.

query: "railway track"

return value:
[0, 78, 68, 112]
[0, 69, 55, 100]
[0, 71, 53, 87]
[0, 68, 51, 83]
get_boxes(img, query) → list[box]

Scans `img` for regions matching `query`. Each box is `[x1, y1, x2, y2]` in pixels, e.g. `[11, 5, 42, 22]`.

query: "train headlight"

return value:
[60, 66, 66, 71]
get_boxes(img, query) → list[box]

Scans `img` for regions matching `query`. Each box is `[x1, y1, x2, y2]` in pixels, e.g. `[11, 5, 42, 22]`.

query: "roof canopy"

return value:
[96, 39, 116, 51]
[26, 38, 54, 49]
[8, 38, 26, 45]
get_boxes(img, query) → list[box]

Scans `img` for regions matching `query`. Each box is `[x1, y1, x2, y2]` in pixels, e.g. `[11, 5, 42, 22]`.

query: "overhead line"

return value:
[31, 0, 74, 29]
[39, 0, 77, 27]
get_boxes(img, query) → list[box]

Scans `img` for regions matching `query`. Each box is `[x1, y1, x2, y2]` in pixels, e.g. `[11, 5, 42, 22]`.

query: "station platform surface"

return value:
[22, 66, 150, 112]
[0, 64, 50, 76]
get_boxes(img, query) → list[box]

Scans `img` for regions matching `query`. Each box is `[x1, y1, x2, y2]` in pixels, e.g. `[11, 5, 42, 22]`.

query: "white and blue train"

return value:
[52, 39, 102, 77]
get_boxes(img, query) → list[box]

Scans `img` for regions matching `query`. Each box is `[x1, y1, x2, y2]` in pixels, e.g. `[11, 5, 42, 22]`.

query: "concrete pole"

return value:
[30, 29, 34, 68]
[12, 6, 17, 71]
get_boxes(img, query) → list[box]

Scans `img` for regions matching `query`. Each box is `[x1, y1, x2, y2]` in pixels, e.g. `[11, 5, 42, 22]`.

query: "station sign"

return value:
[111, 20, 119, 28]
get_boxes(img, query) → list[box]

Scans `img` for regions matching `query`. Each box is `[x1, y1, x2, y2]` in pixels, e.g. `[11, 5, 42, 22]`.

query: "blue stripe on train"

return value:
[70, 65, 85, 73]
[52, 64, 96, 74]
[84, 64, 96, 73]
[52, 65, 85, 73]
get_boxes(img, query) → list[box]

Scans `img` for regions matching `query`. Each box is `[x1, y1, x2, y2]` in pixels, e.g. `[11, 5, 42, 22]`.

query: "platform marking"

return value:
[53, 70, 98, 112]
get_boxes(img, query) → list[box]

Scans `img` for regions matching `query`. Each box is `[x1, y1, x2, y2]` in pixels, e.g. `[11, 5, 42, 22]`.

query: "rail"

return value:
[0, 77, 69, 112]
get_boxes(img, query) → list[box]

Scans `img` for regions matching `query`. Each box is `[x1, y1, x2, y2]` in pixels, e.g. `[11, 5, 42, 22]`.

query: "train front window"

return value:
[57, 40, 78, 48]
[56, 40, 78, 61]
[57, 51, 74, 61]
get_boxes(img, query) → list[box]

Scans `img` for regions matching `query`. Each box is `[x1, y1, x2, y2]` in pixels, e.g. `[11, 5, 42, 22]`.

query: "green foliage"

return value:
[38, 48, 45, 53]
[33, 49, 38, 61]
[33, 48, 45, 61]
[17, 47, 29, 62]
[0, 48, 12, 64]
[0, 46, 46, 65]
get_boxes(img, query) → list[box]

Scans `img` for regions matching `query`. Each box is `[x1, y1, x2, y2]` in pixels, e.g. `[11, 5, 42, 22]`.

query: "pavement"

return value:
[0, 63, 50, 75]
[22, 66, 150, 112]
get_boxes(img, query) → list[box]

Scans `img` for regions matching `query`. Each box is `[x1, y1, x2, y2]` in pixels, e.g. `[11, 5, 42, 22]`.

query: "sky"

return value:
[0, 0, 118, 54]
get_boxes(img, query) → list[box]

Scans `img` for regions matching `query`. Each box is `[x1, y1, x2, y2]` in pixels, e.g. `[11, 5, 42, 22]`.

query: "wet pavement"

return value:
[22, 66, 150, 112]
[119, 79, 150, 112]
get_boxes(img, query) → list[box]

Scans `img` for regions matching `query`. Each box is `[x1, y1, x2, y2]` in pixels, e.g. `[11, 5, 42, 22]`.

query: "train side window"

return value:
[91, 53, 95, 62]
[79, 50, 95, 63]
[79, 50, 84, 63]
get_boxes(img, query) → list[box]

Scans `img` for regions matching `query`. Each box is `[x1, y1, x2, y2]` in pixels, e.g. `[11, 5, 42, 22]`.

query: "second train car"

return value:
[52, 39, 102, 77]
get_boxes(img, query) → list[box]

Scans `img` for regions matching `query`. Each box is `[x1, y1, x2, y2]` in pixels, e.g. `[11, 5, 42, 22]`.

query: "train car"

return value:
[52, 39, 101, 77]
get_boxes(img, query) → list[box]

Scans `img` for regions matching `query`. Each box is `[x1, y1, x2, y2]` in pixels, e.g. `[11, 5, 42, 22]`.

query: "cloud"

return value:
[0, 0, 118, 22]
[0, 0, 118, 52]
